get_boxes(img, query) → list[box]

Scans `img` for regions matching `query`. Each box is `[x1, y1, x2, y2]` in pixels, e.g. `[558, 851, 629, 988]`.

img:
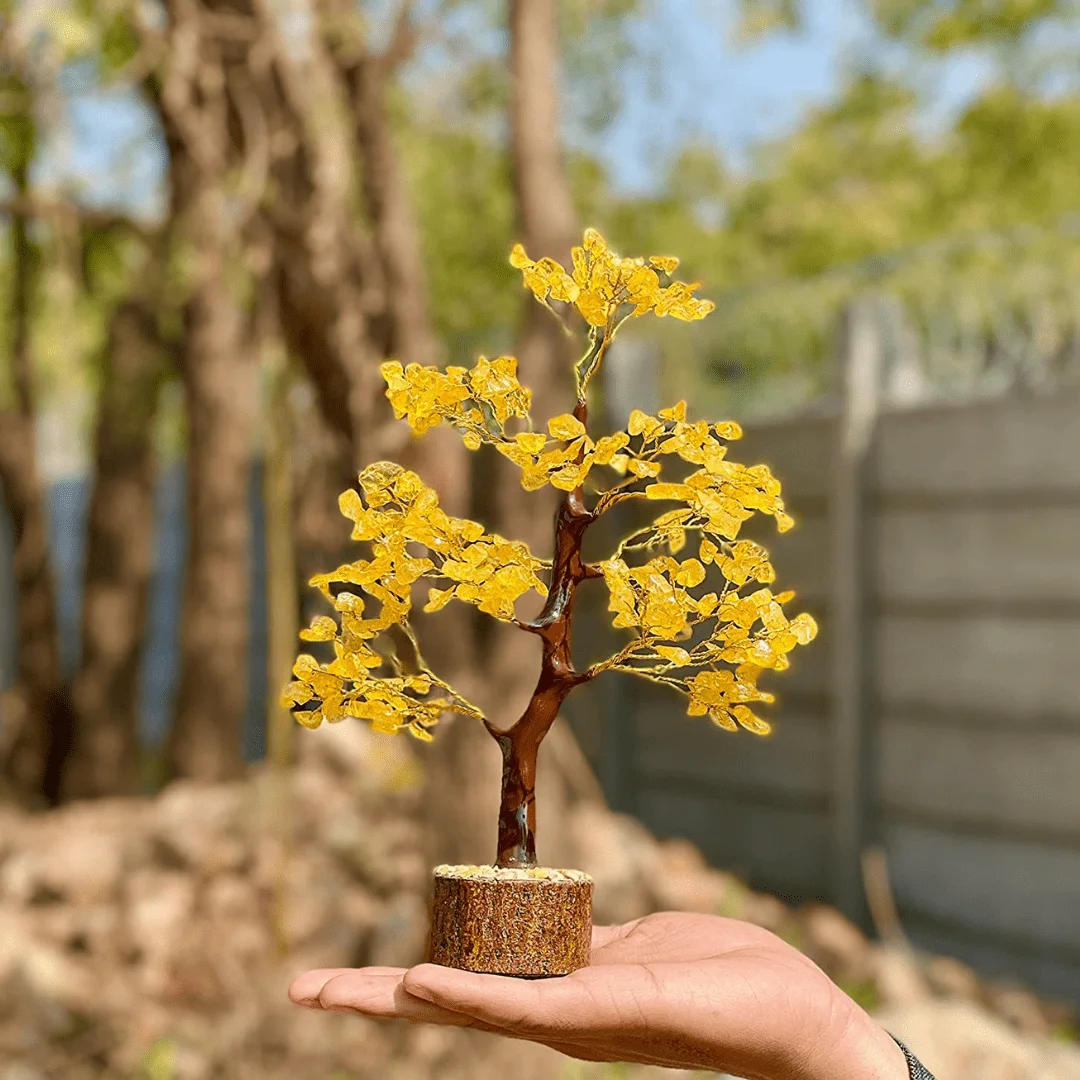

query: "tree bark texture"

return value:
[159, 1, 258, 782]
[262, 325, 299, 774]
[0, 408, 65, 806]
[64, 303, 162, 799]
[167, 226, 255, 782]
[309, 0, 478, 704]
[297, 0, 496, 868]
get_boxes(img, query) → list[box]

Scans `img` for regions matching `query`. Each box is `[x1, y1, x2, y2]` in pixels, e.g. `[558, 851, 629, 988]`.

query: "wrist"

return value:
[796, 992, 910, 1080]
[834, 1017, 910, 1080]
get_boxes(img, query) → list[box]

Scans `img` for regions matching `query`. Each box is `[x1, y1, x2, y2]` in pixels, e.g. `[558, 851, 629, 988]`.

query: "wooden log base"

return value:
[427, 864, 593, 977]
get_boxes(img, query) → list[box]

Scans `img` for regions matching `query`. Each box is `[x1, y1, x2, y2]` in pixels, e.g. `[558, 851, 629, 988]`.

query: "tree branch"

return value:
[0, 197, 153, 237]
[380, 0, 420, 72]
[593, 486, 649, 517]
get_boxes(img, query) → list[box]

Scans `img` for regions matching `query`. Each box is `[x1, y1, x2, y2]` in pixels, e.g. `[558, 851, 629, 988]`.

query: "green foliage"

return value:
[417, 0, 650, 142]
[946, 88, 1080, 229]
[755, 79, 921, 266]
[734, 0, 803, 41]
[98, 8, 140, 74]
[81, 226, 136, 299]
[138, 1039, 177, 1080]
[1051, 1020, 1079, 1043]
[873, 0, 1074, 46]
[0, 72, 34, 181]
[403, 126, 518, 353]
[560, 0, 649, 135]
[8, 0, 1080, 435]
[578, 56, 1080, 412]
[456, 54, 509, 116]
[396, 0, 652, 358]
[838, 976, 881, 1013]
[561, 1063, 633, 1080]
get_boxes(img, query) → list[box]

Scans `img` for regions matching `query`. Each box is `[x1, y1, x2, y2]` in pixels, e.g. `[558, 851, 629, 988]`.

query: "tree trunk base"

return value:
[427, 864, 592, 977]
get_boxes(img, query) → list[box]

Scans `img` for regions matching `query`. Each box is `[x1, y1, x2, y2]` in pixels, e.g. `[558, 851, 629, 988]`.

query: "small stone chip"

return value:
[433, 864, 592, 883]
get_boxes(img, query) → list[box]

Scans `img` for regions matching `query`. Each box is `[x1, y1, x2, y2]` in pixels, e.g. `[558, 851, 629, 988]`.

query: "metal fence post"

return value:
[829, 297, 883, 922]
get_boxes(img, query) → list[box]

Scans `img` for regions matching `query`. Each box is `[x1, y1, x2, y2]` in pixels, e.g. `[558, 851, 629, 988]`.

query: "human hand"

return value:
[290, 911, 908, 1080]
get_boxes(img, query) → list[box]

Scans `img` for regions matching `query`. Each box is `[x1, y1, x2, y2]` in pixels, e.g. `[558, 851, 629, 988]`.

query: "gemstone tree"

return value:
[285, 229, 818, 973]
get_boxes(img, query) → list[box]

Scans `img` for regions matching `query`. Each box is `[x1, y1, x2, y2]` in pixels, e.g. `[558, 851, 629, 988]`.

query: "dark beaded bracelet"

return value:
[892, 1037, 936, 1080]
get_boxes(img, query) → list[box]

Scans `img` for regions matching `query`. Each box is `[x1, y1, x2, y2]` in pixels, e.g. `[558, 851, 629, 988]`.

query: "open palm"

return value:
[290, 911, 907, 1080]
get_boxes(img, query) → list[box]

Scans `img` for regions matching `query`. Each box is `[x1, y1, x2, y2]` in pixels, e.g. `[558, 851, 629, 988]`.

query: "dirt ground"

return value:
[0, 720, 1076, 1080]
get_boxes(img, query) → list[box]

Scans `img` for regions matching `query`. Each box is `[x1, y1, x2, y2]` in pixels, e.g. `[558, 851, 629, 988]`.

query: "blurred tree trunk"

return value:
[510, 0, 607, 857]
[270, 0, 473, 626]
[261, 300, 297, 955]
[159, 1, 258, 782]
[167, 216, 255, 782]
[333, 9, 436, 371]
[255, 0, 394, 639]
[508, 0, 580, 449]
[322, 0, 473, 634]
[480, 0, 582, 652]
[248, 0, 381, 464]
[264, 338, 298, 773]
[260, 0, 491, 865]
[0, 175, 69, 807]
[63, 302, 162, 799]
[312, 0, 468, 513]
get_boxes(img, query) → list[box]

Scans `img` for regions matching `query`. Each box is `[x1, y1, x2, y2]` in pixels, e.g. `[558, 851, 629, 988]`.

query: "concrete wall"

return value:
[582, 387, 1080, 1002]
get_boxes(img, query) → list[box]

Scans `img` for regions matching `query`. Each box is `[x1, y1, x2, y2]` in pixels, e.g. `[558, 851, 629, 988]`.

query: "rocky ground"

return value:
[0, 720, 1076, 1080]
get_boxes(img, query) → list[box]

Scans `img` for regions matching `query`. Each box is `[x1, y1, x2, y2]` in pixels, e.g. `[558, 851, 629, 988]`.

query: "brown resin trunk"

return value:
[427, 411, 598, 976]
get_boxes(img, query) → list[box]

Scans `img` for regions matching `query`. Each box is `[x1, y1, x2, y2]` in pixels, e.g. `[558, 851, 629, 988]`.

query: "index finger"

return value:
[299, 967, 501, 1031]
